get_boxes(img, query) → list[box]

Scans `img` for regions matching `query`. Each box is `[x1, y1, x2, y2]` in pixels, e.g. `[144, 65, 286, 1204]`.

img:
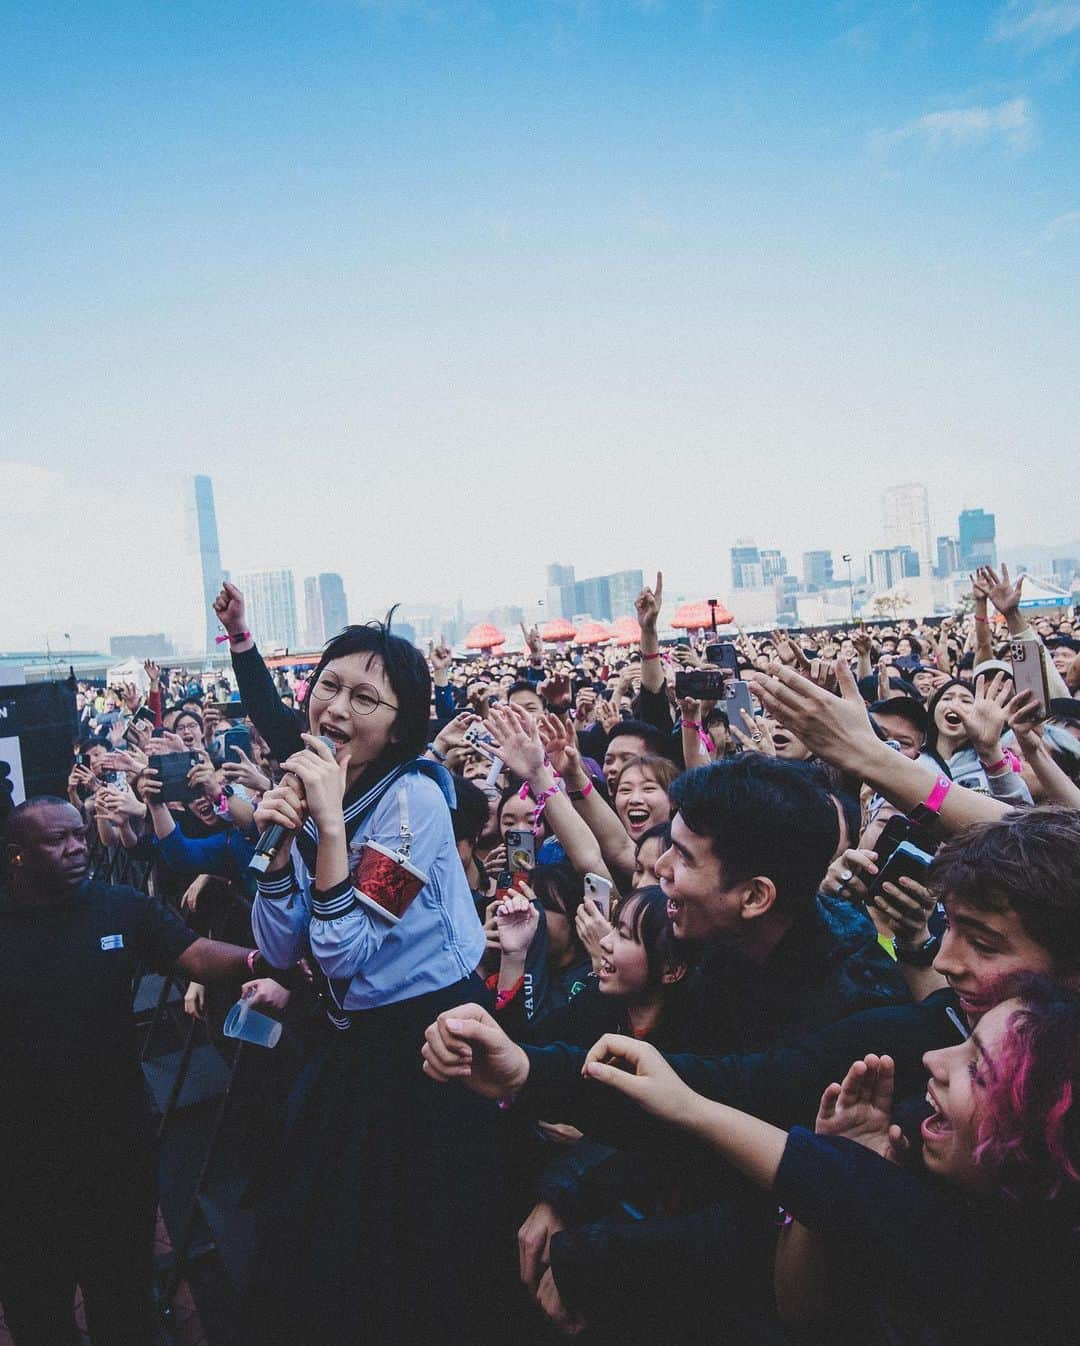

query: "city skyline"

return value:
[2, 3, 1078, 650]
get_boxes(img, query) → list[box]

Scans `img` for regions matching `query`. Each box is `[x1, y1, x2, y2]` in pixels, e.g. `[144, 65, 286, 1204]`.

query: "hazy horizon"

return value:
[3, 1, 1078, 650]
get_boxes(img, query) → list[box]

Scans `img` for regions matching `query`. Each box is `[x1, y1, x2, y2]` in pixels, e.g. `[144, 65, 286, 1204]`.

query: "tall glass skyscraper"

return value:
[183, 475, 224, 656]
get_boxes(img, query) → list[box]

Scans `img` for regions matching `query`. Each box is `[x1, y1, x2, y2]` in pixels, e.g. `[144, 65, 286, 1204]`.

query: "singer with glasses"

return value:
[212, 583, 499, 1346]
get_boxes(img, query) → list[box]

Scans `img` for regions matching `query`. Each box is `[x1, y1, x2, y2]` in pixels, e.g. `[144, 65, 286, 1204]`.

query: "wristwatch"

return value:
[894, 932, 941, 967]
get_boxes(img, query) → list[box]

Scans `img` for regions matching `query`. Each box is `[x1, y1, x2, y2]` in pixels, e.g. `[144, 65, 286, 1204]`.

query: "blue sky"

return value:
[2, 1, 1078, 648]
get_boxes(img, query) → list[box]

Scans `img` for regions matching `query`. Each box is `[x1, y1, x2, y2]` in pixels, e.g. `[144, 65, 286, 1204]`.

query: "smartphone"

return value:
[675, 669, 728, 699]
[505, 829, 536, 873]
[705, 642, 740, 676]
[105, 768, 131, 794]
[494, 870, 532, 903]
[151, 727, 165, 739]
[719, 679, 755, 730]
[223, 725, 254, 762]
[153, 751, 200, 804]
[1010, 640, 1050, 718]
[865, 840, 934, 901]
[584, 872, 613, 918]
[872, 815, 912, 869]
[204, 699, 246, 719]
[74, 752, 89, 768]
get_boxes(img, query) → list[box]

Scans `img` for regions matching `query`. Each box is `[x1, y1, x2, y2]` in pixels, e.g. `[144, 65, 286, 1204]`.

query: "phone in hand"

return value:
[1010, 640, 1050, 718]
[705, 642, 740, 676]
[584, 872, 613, 918]
[865, 840, 933, 901]
[719, 679, 755, 731]
[223, 726, 254, 762]
[675, 669, 728, 699]
[104, 769, 130, 793]
[505, 829, 536, 873]
[152, 752, 201, 804]
[204, 700, 246, 719]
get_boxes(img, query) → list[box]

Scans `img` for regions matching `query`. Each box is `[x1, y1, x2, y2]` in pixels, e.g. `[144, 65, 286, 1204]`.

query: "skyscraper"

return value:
[802, 550, 834, 590]
[237, 569, 299, 650]
[303, 573, 349, 647]
[759, 549, 787, 584]
[959, 509, 997, 571]
[867, 546, 920, 591]
[545, 563, 576, 619]
[883, 483, 932, 573]
[183, 474, 224, 656]
[935, 535, 960, 579]
[730, 540, 763, 590]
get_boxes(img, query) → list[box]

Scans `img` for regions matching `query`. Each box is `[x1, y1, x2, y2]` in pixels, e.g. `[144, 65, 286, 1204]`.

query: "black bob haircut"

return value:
[606, 718, 677, 763]
[668, 757, 839, 917]
[306, 610, 432, 765]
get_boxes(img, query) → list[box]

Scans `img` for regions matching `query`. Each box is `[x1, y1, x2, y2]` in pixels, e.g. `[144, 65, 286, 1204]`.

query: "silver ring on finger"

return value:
[840, 869, 853, 883]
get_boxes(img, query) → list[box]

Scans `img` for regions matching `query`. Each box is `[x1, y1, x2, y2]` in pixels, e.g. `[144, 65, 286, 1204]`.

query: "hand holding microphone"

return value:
[249, 734, 348, 874]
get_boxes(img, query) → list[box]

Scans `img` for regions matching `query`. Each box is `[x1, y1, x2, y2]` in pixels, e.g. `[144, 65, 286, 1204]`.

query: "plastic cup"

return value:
[223, 996, 283, 1049]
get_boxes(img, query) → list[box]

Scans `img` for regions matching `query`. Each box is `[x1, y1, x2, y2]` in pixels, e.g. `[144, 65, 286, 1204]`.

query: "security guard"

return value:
[0, 796, 255, 1345]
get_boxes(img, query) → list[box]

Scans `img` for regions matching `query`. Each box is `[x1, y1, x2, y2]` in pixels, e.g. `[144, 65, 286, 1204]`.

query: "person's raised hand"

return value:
[100, 748, 147, 777]
[634, 571, 663, 631]
[68, 763, 95, 795]
[538, 712, 584, 784]
[520, 622, 544, 660]
[731, 708, 774, 756]
[420, 1002, 531, 1099]
[980, 564, 1024, 618]
[120, 682, 142, 713]
[581, 1034, 697, 1125]
[202, 704, 222, 740]
[594, 697, 620, 733]
[487, 703, 546, 781]
[283, 734, 351, 830]
[955, 670, 1012, 760]
[969, 570, 991, 606]
[575, 897, 613, 969]
[821, 847, 879, 902]
[748, 659, 877, 774]
[221, 745, 272, 794]
[1004, 687, 1045, 756]
[187, 757, 221, 802]
[429, 636, 453, 675]
[143, 659, 161, 689]
[145, 730, 186, 756]
[851, 628, 874, 658]
[136, 767, 163, 805]
[574, 686, 597, 724]
[467, 681, 491, 719]
[518, 1202, 566, 1300]
[213, 580, 247, 636]
[815, 1054, 905, 1163]
[495, 889, 540, 959]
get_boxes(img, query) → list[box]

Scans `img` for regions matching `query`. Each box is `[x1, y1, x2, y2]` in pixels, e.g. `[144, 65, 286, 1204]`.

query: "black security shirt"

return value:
[0, 878, 197, 1148]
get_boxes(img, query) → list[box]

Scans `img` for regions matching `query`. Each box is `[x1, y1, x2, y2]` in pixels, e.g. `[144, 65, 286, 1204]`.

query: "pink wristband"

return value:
[246, 949, 259, 974]
[641, 651, 662, 662]
[921, 775, 952, 815]
[216, 630, 252, 645]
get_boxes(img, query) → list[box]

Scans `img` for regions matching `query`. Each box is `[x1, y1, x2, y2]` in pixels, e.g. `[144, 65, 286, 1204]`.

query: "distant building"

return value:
[1052, 558, 1078, 586]
[731, 540, 764, 591]
[935, 535, 960, 579]
[883, 483, 932, 573]
[543, 564, 643, 621]
[959, 509, 997, 572]
[759, 549, 788, 584]
[109, 634, 173, 659]
[238, 569, 299, 650]
[303, 573, 349, 648]
[802, 550, 834, 590]
[183, 474, 224, 656]
[867, 546, 921, 592]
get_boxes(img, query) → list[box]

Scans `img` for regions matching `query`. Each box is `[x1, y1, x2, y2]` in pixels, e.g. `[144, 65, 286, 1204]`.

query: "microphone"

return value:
[248, 734, 338, 875]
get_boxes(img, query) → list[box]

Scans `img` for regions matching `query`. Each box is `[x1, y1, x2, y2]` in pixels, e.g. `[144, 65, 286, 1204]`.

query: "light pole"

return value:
[842, 554, 854, 623]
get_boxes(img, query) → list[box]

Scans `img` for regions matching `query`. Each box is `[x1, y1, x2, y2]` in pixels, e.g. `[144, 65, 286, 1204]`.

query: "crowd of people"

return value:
[3, 563, 1080, 1345]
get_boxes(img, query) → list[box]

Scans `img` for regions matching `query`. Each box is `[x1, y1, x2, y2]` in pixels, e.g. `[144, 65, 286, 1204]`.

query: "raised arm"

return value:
[749, 661, 1008, 832]
[487, 704, 614, 883]
[635, 572, 665, 695]
[213, 581, 305, 762]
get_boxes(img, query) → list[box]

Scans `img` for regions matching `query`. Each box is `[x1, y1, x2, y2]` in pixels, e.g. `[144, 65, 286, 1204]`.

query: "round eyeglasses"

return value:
[309, 674, 399, 717]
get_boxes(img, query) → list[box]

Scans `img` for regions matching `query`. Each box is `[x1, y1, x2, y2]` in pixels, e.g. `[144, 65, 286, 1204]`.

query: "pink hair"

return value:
[974, 975, 1080, 1211]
